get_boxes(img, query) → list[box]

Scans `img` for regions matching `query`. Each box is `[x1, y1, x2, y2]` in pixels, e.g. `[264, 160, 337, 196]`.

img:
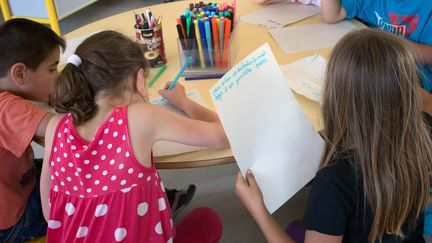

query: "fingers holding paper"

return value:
[235, 170, 268, 217]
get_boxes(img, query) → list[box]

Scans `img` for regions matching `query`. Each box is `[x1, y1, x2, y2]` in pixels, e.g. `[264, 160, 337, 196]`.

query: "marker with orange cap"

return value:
[212, 18, 221, 67]
[222, 19, 231, 68]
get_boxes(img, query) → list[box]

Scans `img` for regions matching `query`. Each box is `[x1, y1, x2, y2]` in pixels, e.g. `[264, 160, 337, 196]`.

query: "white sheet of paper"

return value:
[280, 54, 326, 103]
[60, 30, 105, 65]
[269, 21, 358, 53]
[210, 43, 324, 213]
[241, 2, 320, 29]
[150, 89, 208, 156]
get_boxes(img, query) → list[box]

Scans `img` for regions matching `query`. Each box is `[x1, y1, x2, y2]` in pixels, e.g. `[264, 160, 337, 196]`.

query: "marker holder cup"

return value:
[177, 38, 232, 78]
[135, 25, 167, 68]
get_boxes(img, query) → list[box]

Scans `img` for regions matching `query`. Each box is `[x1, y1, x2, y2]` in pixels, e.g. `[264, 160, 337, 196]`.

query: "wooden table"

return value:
[63, 0, 361, 169]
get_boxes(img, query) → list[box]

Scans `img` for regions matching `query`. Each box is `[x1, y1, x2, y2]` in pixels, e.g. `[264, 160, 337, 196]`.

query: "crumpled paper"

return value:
[280, 54, 326, 103]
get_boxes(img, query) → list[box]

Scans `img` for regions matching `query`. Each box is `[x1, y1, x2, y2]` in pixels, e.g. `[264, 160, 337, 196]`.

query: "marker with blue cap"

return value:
[204, 21, 214, 67]
[168, 56, 193, 90]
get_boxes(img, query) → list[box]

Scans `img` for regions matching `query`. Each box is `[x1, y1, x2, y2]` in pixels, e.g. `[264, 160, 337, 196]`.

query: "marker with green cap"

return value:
[148, 64, 167, 88]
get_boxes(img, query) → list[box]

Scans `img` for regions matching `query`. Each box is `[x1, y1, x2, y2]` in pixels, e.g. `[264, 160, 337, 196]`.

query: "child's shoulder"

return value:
[0, 91, 48, 119]
[0, 91, 27, 105]
[316, 154, 360, 186]
[127, 101, 155, 119]
[125, 102, 162, 132]
[46, 113, 68, 132]
[127, 101, 169, 124]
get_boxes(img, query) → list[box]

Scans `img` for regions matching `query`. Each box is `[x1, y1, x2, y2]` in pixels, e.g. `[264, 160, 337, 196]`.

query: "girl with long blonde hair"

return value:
[236, 28, 432, 243]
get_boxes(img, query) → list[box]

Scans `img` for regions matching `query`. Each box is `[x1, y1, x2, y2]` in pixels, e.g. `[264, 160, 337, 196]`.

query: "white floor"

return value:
[2, 1, 310, 242]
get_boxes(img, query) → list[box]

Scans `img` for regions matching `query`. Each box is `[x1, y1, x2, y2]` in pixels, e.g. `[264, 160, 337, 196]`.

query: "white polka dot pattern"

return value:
[48, 220, 61, 229]
[158, 198, 167, 211]
[95, 204, 108, 217]
[137, 202, 148, 216]
[114, 228, 127, 241]
[47, 106, 173, 242]
[155, 222, 163, 235]
[65, 203, 75, 216]
[76, 226, 88, 238]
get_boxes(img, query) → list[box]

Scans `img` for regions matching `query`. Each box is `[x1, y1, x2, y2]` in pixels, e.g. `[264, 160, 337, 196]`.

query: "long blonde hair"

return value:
[321, 29, 432, 242]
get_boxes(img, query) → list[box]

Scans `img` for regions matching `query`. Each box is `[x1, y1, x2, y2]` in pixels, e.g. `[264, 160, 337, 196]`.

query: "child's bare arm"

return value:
[407, 40, 432, 65]
[235, 171, 296, 243]
[40, 114, 62, 221]
[150, 105, 229, 149]
[130, 101, 229, 150]
[321, 0, 347, 23]
[236, 171, 343, 243]
[179, 98, 219, 122]
[420, 88, 432, 115]
[34, 112, 54, 145]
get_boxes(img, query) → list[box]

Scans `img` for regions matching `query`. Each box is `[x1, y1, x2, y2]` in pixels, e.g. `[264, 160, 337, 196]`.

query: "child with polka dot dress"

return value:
[40, 30, 229, 243]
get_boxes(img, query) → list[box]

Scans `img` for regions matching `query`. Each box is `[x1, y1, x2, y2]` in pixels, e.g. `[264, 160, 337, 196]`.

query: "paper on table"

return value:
[241, 2, 320, 29]
[60, 30, 105, 65]
[269, 21, 358, 53]
[210, 43, 324, 213]
[280, 54, 326, 103]
[150, 89, 208, 156]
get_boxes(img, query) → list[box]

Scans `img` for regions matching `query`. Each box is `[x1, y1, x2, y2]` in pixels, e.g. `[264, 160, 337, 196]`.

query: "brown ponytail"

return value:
[51, 63, 96, 123]
[50, 30, 148, 124]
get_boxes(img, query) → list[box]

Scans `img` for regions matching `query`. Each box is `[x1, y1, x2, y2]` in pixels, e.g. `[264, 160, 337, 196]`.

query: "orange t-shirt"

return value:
[0, 91, 48, 229]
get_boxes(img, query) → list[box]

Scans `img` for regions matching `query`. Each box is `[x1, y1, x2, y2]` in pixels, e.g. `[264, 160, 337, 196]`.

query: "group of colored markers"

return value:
[176, 1, 237, 69]
[134, 8, 161, 30]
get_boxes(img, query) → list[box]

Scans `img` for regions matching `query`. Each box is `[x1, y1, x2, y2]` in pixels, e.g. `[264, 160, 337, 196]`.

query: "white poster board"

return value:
[210, 43, 324, 213]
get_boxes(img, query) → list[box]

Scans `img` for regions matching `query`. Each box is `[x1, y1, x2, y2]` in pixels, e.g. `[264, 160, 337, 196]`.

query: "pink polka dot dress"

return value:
[47, 105, 174, 243]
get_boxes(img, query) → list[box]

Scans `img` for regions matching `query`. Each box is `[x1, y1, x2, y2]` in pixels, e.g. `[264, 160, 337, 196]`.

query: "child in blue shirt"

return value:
[321, 0, 432, 115]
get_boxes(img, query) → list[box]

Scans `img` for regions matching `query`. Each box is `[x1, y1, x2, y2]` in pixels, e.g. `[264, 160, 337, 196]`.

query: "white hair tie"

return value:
[67, 54, 82, 67]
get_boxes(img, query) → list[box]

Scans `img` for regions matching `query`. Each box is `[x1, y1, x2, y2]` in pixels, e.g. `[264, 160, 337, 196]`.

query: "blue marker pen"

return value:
[204, 21, 214, 67]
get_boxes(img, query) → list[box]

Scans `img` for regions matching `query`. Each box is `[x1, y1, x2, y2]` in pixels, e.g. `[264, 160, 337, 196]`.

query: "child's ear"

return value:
[10, 63, 27, 86]
[134, 68, 147, 94]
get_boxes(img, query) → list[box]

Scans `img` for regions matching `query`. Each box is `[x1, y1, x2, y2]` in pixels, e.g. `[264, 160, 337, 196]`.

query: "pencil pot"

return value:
[135, 26, 167, 68]
[177, 38, 231, 79]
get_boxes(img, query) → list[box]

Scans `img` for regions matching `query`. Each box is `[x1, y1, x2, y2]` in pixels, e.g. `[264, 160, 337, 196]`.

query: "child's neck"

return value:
[75, 91, 146, 141]
[95, 90, 147, 111]
[0, 77, 21, 96]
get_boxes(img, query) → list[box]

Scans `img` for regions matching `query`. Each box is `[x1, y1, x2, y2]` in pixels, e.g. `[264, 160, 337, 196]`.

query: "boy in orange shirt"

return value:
[0, 18, 65, 242]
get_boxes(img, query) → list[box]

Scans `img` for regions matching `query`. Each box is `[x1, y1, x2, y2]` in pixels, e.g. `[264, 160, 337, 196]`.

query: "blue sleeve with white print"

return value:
[340, 0, 363, 20]
[419, 13, 432, 92]
[419, 4, 432, 45]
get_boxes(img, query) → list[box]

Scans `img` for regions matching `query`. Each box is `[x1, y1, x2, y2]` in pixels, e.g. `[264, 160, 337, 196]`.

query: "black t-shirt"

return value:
[302, 155, 425, 243]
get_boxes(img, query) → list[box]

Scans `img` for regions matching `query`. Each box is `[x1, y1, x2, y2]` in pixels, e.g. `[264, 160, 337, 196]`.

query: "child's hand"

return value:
[159, 82, 188, 109]
[235, 170, 267, 217]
